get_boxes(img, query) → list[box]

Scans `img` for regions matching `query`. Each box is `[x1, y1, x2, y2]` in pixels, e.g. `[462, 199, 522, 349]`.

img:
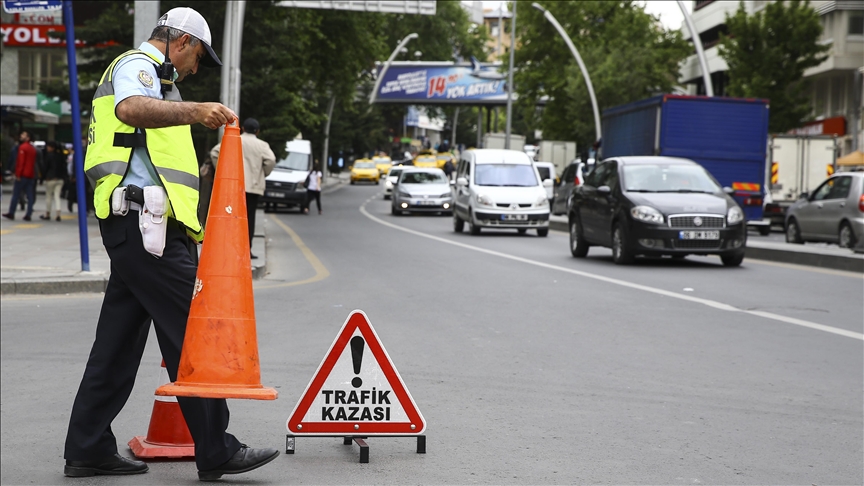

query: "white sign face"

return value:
[287, 310, 425, 436]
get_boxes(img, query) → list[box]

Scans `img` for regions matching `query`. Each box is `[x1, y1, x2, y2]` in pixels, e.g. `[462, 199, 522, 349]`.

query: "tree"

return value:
[718, 0, 829, 133]
[511, 1, 690, 157]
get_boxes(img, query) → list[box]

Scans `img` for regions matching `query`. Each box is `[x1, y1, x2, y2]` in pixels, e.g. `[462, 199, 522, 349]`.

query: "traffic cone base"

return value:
[130, 362, 195, 459]
[155, 383, 277, 400]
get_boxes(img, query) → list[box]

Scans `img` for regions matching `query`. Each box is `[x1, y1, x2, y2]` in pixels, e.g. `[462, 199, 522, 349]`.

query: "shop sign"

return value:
[788, 116, 846, 137]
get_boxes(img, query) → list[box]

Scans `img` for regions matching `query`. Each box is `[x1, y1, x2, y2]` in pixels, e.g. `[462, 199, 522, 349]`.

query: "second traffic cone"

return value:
[156, 123, 277, 401]
[129, 361, 195, 458]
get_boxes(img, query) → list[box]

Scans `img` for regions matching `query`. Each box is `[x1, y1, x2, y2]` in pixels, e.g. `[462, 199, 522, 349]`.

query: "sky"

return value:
[479, 1, 691, 31]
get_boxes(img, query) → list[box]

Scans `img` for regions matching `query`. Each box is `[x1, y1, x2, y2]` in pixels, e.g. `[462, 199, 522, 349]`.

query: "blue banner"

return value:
[3, 0, 62, 13]
[375, 61, 509, 105]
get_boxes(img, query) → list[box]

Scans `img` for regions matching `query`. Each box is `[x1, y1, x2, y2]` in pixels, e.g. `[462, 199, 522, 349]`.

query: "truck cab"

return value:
[261, 139, 312, 212]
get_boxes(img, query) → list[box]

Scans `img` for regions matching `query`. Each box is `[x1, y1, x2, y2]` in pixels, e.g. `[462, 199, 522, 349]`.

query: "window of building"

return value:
[849, 13, 864, 36]
[18, 50, 66, 94]
[489, 20, 499, 37]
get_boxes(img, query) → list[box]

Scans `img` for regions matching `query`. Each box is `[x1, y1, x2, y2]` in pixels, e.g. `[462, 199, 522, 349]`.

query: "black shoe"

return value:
[198, 444, 279, 481]
[64, 453, 148, 477]
[1, 213, 12, 220]
[22, 215, 31, 221]
[39, 214, 50, 220]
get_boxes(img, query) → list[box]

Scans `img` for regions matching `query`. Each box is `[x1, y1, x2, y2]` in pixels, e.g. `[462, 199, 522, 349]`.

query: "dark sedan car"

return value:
[567, 156, 747, 266]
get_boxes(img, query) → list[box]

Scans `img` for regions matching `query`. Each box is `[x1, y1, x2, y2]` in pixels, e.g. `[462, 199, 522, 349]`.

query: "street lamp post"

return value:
[677, 0, 713, 97]
[504, 1, 516, 149]
[369, 33, 419, 105]
[531, 3, 602, 148]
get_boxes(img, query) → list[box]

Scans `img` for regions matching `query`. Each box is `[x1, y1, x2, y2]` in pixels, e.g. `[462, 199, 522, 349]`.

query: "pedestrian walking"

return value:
[210, 117, 275, 259]
[64, 7, 278, 481]
[3, 130, 37, 221]
[443, 157, 455, 181]
[39, 141, 68, 221]
[304, 159, 323, 215]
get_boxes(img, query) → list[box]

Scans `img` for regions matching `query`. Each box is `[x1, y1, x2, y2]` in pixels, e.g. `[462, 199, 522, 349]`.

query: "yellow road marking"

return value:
[256, 216, 330, 289]
[14, 224, 41, 229]
[0, 229, 12, 235]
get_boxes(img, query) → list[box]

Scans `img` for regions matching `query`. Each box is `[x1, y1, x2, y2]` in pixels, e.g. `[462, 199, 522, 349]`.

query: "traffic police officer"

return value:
[63, 7, 278, 480]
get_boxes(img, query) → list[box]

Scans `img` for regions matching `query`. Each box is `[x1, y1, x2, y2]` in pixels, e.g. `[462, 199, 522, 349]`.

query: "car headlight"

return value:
[630, 205, 664, 224]
[727, 206, 744, 225]
[439, 192, 452, 198]
[476, 194, 494, 206]
[534, 195, 549, 208]
[385, 180, 393, 188]
[398, 191, 411, 198]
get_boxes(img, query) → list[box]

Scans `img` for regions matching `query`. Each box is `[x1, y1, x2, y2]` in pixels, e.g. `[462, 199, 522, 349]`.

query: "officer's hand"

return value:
[197, 103, 237, 130]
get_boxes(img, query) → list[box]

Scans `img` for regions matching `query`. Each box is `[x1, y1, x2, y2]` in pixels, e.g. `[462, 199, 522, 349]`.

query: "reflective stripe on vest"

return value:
[85, 49, 203, 242]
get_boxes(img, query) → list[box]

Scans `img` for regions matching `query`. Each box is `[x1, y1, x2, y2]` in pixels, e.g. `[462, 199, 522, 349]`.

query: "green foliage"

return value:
[718, 0, 829, 133]
[512, 1, 690, 156]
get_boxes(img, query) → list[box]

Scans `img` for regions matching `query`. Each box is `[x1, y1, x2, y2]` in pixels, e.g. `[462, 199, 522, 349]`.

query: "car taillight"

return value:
[743, 197, 763, 207]
[574, 176, 581, 185]
[859, 194, 864, 212]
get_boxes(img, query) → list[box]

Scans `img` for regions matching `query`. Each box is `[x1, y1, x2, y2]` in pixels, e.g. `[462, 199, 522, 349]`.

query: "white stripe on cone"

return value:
[154, 361, 178, 403]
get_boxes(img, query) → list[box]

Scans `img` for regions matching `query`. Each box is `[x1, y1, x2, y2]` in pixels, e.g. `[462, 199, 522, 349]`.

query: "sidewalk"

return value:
[0, 174, 347, 295]
[548, 215, 864, 272]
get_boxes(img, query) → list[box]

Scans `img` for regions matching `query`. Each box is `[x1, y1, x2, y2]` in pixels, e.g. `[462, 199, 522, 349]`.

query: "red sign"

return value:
[1, 24, 82, 47]
[286, 311, 426, 436]
[788, 116, 846, 137]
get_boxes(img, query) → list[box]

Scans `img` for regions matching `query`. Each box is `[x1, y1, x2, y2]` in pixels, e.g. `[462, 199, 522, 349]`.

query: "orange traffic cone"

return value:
[156, 123, 277, 400]
[128, 361, 195, 458]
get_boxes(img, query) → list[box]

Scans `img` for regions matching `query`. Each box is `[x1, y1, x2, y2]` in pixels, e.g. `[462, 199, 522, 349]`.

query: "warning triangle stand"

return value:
[285, 310, 426, 463]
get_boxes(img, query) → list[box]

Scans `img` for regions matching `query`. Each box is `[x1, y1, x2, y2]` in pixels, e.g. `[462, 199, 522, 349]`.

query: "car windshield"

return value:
[622, 164, 721, 193]
[437, 155, 451, 160]
[475, 164, 538, 187]
[416, 157, 435, 163]
[388, 169, 403, 178]
[274, 151, 310, 171]
[373, 158, 390, 164]
[536, 166, 551, 181]
[400, 172, 447, 184]
[355, 162, 375, 169]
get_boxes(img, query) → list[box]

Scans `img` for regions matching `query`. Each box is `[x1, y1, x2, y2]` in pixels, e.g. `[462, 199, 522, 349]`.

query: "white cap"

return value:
[157, 7, 221, 67]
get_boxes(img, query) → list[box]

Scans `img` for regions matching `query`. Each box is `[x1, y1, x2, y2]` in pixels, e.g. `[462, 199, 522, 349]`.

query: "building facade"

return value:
[678, 0, 863, 155]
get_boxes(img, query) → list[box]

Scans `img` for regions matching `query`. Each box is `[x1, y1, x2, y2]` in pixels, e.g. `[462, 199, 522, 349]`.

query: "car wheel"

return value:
[537, 228, 549, 237]
[391, 205, 401, 216]
[569, 218, 589, 258]
[839, 222, 856, 249]
[758, 225, 771, 236]
[453, 212, 464, 233]
[785, 218, 803, 244]
[469, 211, 481, 235]
[721, 252, 745, 267]
[350, 180, 355, 185]
[384, 195, 390, 200]
[517, 228, 527, 235]
[612, 222, 635, 265]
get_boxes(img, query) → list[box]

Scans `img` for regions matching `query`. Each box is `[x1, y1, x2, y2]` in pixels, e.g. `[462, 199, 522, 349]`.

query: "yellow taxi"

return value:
[413, 155, 438, 168]
[350, 159, 379, 184]
[436, 152, 455, 169]
[372, 155, 393, 176]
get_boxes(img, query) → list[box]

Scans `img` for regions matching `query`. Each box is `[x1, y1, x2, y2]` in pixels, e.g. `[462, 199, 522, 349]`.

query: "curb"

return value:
[548, 220, 863, 272]
[1, 275, 109, 295]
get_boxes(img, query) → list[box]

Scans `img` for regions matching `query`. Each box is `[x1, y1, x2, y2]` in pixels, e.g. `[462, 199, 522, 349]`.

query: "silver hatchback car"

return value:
[785, 171, 864, 248]
[391, 168, 453, 216]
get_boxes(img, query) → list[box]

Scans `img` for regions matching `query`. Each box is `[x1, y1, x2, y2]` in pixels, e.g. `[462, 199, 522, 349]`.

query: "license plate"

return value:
[416, 200, 437, 206]
[502, 214, 528, 221]
[266, 191, 285, 198]
[679, 231, 719, 240]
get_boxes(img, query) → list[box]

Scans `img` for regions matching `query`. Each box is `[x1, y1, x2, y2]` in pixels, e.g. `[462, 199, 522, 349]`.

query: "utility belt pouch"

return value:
[111, 187, 129, 216]
[139, 186, 168, 258]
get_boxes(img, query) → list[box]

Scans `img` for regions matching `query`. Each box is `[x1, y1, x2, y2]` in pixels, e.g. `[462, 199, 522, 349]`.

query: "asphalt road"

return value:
[2, 181, 862, 485]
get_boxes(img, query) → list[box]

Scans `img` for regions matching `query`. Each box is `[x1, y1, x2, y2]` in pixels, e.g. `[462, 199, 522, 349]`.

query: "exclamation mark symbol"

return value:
[350, 336, 365, 388]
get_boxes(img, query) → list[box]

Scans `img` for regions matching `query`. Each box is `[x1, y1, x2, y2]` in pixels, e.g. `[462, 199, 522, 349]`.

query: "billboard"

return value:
[374, 61, 511, 105]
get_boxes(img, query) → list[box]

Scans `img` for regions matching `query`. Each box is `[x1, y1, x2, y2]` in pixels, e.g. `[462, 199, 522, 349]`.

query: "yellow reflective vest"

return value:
[85, 49, 203, 242]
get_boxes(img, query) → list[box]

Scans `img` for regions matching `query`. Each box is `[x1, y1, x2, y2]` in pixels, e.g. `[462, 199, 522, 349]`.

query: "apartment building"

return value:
[678, 0, 863, 155]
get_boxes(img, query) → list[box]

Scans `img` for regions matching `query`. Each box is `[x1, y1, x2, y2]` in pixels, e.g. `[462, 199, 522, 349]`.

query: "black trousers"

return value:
[306, 190, 321, 211]
[64, 211, 240, 471]
[245, 192, 258, 248]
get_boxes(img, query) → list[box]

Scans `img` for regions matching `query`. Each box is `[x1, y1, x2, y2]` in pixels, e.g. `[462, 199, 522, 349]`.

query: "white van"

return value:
[452, 149, 552, 236]
[533, 161, 556, 202]
[262, 139, 312, 212]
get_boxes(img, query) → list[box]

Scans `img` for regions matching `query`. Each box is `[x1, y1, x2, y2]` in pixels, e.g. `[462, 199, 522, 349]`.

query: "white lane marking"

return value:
[360, 204, 863, 341]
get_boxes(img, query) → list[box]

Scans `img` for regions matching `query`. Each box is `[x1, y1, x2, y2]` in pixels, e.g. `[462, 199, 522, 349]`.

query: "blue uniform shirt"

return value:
[114, 42, 178, 188]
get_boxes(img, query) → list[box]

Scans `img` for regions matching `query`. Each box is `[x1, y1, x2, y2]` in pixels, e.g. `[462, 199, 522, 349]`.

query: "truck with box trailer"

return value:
[764, 134, 837, 228]
[534, 140, 577, 177]
[601, 95, 771, 234]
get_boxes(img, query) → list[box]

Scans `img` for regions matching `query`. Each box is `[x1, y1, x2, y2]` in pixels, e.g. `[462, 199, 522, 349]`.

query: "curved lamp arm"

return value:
[677, 0, 713, 97]
[370, 33, 419, 105]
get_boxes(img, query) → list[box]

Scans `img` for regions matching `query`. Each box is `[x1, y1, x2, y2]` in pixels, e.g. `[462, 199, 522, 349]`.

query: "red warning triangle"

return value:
[287, 310, 426, 435]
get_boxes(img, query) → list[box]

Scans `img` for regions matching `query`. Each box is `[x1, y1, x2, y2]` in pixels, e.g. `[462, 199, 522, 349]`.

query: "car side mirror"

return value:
[449, 180, 455, 186]
[799, 192, 809, 200]
[456, 177, 468, 187]
[543, 179, 553, 188]
[723, 186, 734, 195]
[597, 185, 611, 195]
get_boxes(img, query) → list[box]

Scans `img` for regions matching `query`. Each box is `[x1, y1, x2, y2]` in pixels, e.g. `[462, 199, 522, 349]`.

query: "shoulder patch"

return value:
[137, 70, 154, 88]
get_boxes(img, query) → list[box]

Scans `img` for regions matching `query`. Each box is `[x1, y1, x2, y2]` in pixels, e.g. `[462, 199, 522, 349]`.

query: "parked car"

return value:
[391, 168, 453, 216]
[552, 160, 592, 215]
[383, 165, 406, 200]
[785, 172, 863, 248]
[533, 161, 557, 203]
[350, 160, 379, 184]
[453, 149, 552, 236]
[567, 156, 747, 266]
